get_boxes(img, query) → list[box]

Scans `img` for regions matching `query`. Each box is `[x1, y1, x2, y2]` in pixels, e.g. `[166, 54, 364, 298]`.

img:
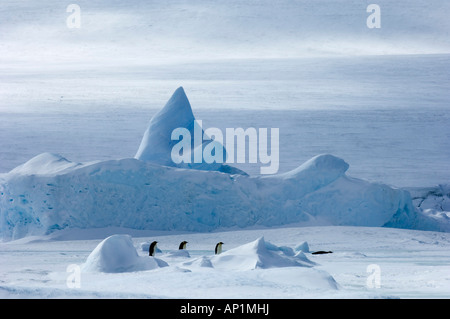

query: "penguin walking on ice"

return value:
[179, 241, 188, 250]
[215, 242, 224, 255]
[311, 250, 333, 255]
[149, 241, 158, 256]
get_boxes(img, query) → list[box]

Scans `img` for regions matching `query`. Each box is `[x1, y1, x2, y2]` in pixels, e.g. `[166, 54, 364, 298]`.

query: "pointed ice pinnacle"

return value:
[135, 87, 247, 175]
[135, 87, 195, 164]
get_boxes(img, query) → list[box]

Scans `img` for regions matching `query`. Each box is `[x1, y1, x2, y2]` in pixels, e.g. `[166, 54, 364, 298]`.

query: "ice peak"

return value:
[156, 86, 194, 124]
[134, 87, 195, 164]
[134, 87, 246, 175]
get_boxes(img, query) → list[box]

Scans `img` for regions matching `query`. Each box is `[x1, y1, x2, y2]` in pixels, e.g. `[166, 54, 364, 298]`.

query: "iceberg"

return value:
[1, 87, 449, 240]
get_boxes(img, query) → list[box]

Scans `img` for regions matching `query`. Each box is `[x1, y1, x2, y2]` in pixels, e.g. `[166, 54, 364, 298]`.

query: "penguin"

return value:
[149, 241, 158, 256]
[179, 241, 188, 250]
[215, 242, 224, 255]
[311, 250, 333, 255]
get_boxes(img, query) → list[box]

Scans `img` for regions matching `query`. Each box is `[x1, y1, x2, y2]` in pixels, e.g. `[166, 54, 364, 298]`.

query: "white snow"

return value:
[207, 237, 315, 270]
[1, 226, 449, 298]
[81, 234, 168, 273]
[82, 235, 316, 273]
[7, 153, 84, 176]
[166, 249, 191, 259]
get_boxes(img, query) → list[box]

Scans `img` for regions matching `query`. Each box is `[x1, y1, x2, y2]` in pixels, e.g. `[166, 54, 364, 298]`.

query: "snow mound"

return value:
[134, 87, 246, 175]
[165, 249, 191, 258]
[182, 256, 214, 268]
[295, 241, 310, 253]
[209, 237, 314, 270]
[264, 240, 295, 256]
[293, 251, 316, 265]
[82, 234, 168, 273]
[8, 153, 83, 176]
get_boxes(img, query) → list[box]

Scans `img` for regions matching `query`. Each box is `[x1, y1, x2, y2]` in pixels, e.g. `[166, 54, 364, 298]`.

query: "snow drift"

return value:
[79, 235, 337, 293]
[1, 87, 449, 240]
[81, 234, 168, 273]
[83, 236, 317, 273]
[179, 237, 317, 271]
[207, 237, 315, 270]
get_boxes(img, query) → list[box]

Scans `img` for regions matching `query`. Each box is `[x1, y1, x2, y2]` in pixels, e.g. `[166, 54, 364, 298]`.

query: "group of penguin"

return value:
[148, 240, 224, 256]
[148, 240, 333, 256]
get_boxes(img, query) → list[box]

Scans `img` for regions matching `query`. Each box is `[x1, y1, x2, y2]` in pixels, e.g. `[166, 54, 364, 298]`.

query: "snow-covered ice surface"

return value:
[1, 226, 450, 299]
[1, 0, 450, 299]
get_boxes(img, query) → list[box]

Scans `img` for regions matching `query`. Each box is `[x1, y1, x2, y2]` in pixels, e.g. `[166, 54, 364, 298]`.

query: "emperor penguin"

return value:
[179, 241, 188, 250]
[215, 242, 224, 255]
[149, 241, 158, 256]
